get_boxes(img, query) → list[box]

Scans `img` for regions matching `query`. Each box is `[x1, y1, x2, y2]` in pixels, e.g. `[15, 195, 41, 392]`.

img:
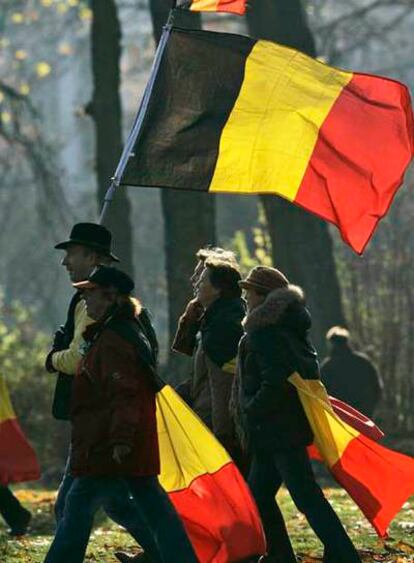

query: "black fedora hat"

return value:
[55, 223, 119, 262]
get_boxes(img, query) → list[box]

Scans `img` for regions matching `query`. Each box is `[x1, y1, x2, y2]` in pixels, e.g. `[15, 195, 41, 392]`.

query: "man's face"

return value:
[83, 287, 115, 321]
[61, 245, 97, 283]
[190, 260, 205, 290]
[245, 287, 266, 313]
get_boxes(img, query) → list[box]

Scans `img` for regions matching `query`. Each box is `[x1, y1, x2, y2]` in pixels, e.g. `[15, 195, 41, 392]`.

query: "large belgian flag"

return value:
[120, 28, 414, 254]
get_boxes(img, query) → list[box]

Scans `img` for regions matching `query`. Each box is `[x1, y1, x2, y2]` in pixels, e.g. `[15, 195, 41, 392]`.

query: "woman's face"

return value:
[84, 287, 115, 320]
[244, 287, 266, 312]
[196, 268, 221, 308]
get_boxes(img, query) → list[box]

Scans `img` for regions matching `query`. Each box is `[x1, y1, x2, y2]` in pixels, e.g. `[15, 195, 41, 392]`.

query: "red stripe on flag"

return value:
[330, 396, 384, 442]
[295, 73, 414, 253]
[216, 0, 246, 15]
[169, 461, 266, 562]
[0, 418, 40, 485]
[331, 433, 414, 537]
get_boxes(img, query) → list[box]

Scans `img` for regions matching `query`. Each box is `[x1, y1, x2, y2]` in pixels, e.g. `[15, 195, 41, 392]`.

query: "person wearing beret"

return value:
[47, 224, 156, 562]
[44, 266, 197, 563]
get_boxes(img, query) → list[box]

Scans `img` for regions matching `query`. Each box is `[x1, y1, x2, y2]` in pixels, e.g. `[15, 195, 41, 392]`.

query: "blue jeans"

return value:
[54, 451, 159, 560]
[45, 476, 197, 563]
[248, 447, 361, 563]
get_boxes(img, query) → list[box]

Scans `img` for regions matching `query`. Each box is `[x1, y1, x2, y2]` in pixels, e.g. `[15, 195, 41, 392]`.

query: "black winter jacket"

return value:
[237, 285, 317, 451]
[200, 296, 245, 367]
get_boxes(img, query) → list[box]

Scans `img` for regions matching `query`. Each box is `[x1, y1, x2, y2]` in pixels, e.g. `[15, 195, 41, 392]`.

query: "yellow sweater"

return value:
[51, 300, 94, 375]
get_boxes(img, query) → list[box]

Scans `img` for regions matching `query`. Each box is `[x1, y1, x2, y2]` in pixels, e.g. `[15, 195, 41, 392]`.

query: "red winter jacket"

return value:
[70, 311, 160, 478]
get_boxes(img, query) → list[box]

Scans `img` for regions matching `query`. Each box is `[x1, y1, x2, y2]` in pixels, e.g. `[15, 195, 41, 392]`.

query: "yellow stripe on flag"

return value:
[155, 385, 266, 561]
[189, 0, 219, 11]
[289, 372, 359, 467]
[156, 385, 230, 492]
[209, 41, 353, 199]
[0, 375, 16, 424]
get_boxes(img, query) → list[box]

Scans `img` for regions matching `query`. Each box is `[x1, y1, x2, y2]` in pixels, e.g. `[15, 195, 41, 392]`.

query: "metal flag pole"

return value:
[98, 10, 175, 225]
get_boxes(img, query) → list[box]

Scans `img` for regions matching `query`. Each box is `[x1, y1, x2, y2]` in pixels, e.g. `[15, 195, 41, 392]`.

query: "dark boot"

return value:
[9, 507, 31, 536]
[0, 486, 32, 536]
[115, 551, 152, 563]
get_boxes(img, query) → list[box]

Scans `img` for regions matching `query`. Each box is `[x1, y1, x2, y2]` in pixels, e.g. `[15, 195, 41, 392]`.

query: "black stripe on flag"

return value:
[120, 27, 256, 191]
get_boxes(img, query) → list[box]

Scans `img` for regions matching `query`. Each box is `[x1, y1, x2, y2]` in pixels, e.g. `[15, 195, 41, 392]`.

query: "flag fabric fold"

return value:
[329, 396, 384, 442]
[120, 27, 414, 253]
[290, 372, 414, 538]
[156, 384, 266, 562]
[0, 375, 40, 486]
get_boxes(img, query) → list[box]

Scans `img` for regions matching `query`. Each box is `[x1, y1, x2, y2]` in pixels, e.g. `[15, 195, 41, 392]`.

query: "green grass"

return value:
[0, 487, 413, 562]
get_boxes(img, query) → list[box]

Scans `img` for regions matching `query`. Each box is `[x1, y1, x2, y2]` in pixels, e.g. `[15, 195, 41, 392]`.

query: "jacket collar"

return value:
[204, 295, 245, 321]
[244, 284, 304, 334]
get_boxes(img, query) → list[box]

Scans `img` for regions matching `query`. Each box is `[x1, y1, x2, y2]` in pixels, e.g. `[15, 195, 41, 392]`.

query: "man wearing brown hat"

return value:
[46, 223, 155, 562]
[234, 266, 361, 563]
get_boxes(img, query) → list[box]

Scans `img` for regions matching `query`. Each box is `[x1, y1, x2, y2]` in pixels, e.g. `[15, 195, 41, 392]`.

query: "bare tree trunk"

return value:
[90, 0, 133, 273]
[246, 0, 345, 353]
[149, 1, 216, 375]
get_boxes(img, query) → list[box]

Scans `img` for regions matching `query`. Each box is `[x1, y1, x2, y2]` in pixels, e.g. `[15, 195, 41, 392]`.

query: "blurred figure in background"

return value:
[321, 327, 383, 419]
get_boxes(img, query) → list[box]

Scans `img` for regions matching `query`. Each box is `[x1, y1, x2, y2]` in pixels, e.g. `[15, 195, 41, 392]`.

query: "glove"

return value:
[52, 326, 66, 351]
[182, 299, 204, 323]
[45, 350, 57, 373]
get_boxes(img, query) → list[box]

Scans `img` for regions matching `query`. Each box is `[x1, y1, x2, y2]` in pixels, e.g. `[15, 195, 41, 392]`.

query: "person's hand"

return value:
[112, 444, 132, 464]
[45, 350, 57, 373]
[52, 327, 66, 350]
[183, 298, 204, 322]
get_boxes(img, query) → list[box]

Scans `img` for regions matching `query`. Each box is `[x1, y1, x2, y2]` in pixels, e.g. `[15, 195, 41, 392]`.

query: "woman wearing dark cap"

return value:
[44, 266, 197, 563]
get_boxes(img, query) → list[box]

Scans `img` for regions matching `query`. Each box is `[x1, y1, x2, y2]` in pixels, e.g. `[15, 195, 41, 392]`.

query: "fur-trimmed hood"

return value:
[244, 284, 309, 334]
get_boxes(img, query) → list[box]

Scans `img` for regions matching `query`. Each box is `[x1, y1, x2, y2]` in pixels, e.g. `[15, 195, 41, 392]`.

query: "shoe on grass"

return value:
[114, 551, 152, 563]
[9, 508, 31, 537]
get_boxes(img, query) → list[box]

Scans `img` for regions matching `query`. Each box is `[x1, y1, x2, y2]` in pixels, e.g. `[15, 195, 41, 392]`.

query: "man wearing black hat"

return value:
[44, 266, 197, 563]
[47, 223, 119, 406]
[47, 224, 155, 562]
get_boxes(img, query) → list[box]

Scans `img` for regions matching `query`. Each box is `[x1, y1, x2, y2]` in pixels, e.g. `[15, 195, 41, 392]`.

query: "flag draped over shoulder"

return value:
[289, 372, 414, 538]
[176, 0, 247, 15]
[156, 385, 266, 562]
[0, 375, 40, 486]
[120, 27, 414, 254]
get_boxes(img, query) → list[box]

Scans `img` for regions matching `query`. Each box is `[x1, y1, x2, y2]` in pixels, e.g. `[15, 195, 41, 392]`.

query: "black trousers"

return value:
[248, 446, 361, 563]
[0, 485, 29, 529]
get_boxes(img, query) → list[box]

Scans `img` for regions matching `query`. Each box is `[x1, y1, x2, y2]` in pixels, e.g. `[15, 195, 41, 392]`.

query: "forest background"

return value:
[0, 0, 413, 483]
